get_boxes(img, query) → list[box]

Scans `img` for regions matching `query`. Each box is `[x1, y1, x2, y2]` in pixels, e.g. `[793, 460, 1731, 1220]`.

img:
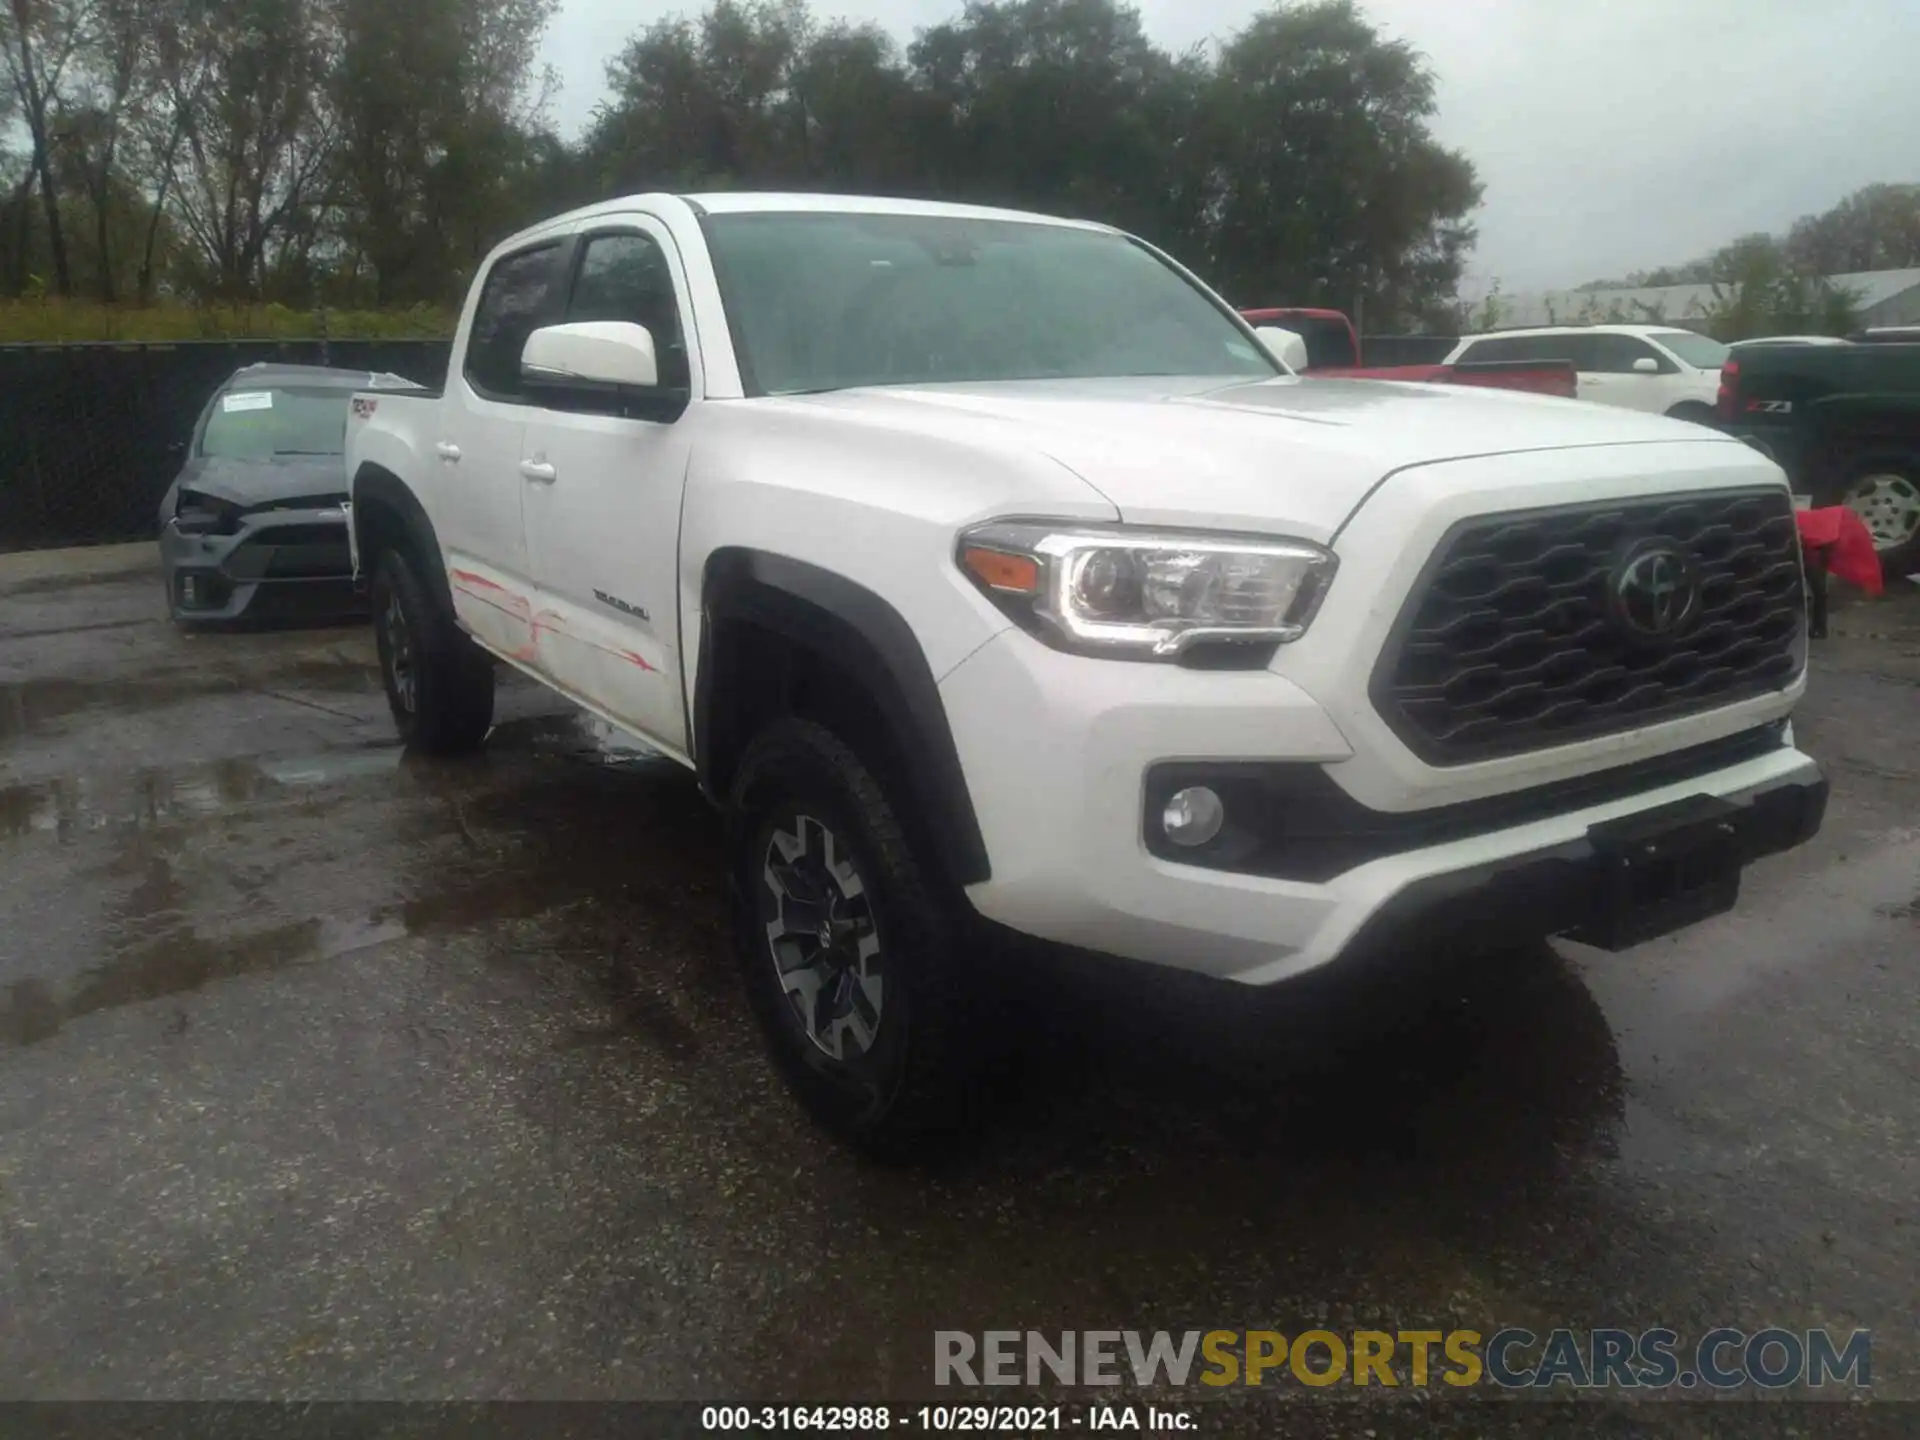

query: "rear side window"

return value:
[1461, 336, 1540, 363]
[1534, 334, 1598, 370]
[567, 231, 690, 390]
[464, 244, 561, 400]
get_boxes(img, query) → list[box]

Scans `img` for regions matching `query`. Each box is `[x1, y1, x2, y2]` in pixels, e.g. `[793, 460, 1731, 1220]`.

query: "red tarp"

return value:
[1797, 506, 1884, 596]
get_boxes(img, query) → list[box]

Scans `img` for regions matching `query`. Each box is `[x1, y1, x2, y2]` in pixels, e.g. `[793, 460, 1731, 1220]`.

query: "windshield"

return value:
[704, 212, 1277, 396]
[1651, 331, 1731, 370]
[198, 387, 351, 459]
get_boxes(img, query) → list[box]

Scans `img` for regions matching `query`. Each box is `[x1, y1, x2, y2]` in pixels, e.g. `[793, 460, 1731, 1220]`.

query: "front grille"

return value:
[1372, 488, 1804, 764]
[263, 543, 352, 579]
[252, 522, 345, 547]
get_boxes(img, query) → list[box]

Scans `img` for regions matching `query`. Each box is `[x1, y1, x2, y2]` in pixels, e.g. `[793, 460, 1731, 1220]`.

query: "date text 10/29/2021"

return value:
[703, 1406, 1194, 1431]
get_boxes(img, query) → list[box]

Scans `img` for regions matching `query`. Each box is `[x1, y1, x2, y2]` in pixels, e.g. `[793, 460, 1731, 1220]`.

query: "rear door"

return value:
[439, 240, 567, 658]
[518, 219, 698, 758]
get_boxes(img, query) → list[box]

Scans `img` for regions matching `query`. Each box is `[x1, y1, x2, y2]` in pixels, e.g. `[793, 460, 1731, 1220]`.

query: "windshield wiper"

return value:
[272, 448, 340, 456]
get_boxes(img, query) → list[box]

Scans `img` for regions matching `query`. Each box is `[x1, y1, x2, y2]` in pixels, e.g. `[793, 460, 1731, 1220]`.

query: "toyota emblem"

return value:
[1611, 545, 1700, 637]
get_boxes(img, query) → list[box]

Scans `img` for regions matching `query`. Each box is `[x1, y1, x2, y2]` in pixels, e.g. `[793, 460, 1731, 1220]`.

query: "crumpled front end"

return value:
[160, 493, 362, 624]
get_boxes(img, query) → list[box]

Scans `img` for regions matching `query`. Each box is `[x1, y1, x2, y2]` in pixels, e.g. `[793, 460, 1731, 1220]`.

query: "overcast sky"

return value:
[536, 0, 1920, 295]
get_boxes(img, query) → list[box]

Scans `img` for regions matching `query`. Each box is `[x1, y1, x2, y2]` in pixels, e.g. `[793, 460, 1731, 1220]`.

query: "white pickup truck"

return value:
[347, 192, 1826, 1148]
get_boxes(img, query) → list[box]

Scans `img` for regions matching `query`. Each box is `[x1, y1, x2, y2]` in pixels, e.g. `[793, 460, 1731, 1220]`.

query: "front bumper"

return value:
[160, 506, 362, 624]
[939, 628, 1822, 985]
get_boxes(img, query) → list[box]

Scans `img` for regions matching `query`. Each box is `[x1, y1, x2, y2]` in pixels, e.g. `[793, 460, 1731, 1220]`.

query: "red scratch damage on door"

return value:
[527, 606, 662, 673]
[450, 568, 530, 616]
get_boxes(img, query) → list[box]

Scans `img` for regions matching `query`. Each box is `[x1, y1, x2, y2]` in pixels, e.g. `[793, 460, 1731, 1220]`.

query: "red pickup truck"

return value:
[1240, 306, 1577, 399]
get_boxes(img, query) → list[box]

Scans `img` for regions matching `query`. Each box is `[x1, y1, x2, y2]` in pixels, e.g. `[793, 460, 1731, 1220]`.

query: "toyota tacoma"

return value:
[345, 193, 1826, 1148]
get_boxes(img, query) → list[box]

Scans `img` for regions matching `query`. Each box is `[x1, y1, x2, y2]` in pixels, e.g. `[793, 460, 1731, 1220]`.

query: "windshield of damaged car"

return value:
[704, 212, 1279, 395]
[198, 387, 351, 459]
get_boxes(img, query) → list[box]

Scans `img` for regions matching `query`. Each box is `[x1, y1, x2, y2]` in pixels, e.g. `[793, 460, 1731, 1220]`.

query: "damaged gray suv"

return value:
[159, 363, 422, 625]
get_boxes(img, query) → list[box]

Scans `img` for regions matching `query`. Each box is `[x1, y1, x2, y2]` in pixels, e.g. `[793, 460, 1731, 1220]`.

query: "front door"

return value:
[518, 221, 698, 758]
[1576, 333, 1673, 413]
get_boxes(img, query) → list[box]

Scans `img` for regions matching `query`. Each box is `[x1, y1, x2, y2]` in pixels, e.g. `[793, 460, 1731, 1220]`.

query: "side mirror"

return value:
[521, 321, 659, 390]
[1632, 356, 1660, 374]
[1253, 325, 1311, 372]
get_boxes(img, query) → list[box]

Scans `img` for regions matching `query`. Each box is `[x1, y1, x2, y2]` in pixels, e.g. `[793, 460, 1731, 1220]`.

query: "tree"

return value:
[907, 0, 1199, 242]
[1785, 182, 1920, 274]
[586, 0, 1480, 326]
[63, 0, 154, 299]
[128, 0, 216, 300]
[2, 0, 89, 294]
[1586, 183, 1920, 291]
[165, 0, 333, 298]
[329, 0, 558, 305]
[1196, 0, 1479, 326]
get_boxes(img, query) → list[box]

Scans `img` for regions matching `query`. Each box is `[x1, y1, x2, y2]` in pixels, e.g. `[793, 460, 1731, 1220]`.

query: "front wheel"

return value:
[370, 548, 495, 754]
[1839, 463, 1920, 576]
[727, 717, 973, 1153]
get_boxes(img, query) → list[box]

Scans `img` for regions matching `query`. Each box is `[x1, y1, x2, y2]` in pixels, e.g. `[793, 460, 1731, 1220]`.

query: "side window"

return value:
[567, 230, 691, 391]
[1615, 335, 1672, 373]
[1552, 334, 1602, 371]
[1461, 337, 1520, 363]
[1519, 335, 1583, 365]
[464, 244, 561, 401]
[1588, 334, 1661, 373]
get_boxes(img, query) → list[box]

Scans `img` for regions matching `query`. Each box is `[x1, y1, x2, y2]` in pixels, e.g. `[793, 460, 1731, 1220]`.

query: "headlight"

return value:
[172, 490, 244, 536]
[957, 521, 1336, 661]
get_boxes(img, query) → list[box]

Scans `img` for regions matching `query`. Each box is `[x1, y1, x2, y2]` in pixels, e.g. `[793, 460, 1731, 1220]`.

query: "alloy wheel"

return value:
[383, 591, 417, 714]
[759, 813, 883, 1061]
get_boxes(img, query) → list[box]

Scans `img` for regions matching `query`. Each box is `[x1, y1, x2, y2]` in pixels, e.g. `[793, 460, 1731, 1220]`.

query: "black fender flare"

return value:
[697, 548, 991, 888]
[352, 463, 453, 613]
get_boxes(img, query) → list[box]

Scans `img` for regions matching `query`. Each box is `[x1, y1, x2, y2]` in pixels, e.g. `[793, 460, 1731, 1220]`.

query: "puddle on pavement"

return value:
[0, 704, 718, 1048]
[0, 663, 380, 742]
[2, 913, 407, 1048]
[0, 746, 406, 841]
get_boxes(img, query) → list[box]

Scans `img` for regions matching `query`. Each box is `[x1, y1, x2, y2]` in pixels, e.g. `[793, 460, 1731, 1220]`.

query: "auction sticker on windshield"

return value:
[222, 391, 273, 412]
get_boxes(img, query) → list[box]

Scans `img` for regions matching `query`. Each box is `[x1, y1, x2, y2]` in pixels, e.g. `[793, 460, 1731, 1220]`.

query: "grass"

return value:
[0, 299, 456, 344]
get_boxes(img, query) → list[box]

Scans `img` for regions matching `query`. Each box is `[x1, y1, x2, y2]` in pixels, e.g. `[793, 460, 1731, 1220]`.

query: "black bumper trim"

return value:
[1338, 768, 1826, 958]
[1145, 721, 1790, 883]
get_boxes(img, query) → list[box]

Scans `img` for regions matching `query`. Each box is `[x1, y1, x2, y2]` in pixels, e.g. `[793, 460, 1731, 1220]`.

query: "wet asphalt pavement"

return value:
[0, 551, 1916, 1426]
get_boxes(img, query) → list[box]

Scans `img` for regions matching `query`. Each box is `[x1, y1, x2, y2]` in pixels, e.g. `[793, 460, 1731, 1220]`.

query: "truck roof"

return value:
[529, 190, 1119, 236]
[1458, 323, 1710, 341]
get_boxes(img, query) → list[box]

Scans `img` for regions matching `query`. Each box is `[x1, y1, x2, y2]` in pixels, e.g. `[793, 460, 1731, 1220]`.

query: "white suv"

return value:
[1446, 325, 1731, 423]
[346, 193, 1824, 1149]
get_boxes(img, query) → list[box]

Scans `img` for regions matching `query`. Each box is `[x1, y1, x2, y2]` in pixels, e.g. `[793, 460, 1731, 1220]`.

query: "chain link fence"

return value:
[0, 340, 451, 552]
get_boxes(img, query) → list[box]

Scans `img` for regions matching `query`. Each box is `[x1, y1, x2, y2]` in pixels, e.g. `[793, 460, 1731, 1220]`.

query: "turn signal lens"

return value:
[961, 546, 1040, 594]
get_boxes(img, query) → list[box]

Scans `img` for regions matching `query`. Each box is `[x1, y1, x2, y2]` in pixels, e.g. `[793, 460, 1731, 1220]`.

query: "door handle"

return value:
[435, 442, 462, 462]
[518, 460, 557, 484]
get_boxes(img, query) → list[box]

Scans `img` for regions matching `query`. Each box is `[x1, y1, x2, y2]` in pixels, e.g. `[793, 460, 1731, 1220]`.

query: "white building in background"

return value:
[1461, 267, 1920, 332]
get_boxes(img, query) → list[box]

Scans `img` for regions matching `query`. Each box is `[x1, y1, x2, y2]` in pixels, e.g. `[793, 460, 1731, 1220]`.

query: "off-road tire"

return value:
[727, 717, 973, 1154]
[370, 547, 494, 754]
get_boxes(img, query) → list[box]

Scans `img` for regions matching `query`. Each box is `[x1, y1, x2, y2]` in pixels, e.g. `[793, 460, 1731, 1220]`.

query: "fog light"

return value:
[1162, 785, 1224, 847]
[181, 575, 201, 606]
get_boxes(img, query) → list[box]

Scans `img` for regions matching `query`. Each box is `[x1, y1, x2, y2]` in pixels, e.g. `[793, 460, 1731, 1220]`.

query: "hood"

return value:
[171, 454, 349, 511]
[791, 376, 1737, 538]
